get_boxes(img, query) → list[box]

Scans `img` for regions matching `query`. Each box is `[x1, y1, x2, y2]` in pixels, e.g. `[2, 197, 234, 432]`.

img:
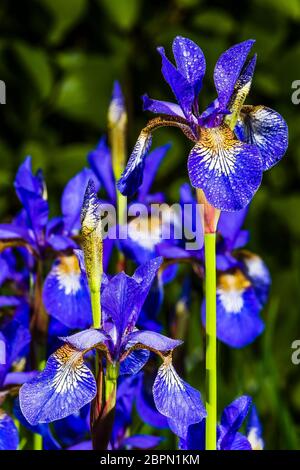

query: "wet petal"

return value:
[0, 411, 19, 450]
[202, 270, 264, 347]
[235, 105, 288, 171]
[142, 94, 185, 118]
[172, 36, 206, 94]
[19, 345, 96, 425]
[214, 40, 255, 109]
[117, 130, 152, 196]
[157, 46, 195, 119]
[188, 124, 263, 211]
[153, 357, 206, 439]
[43, 255, 92, 329]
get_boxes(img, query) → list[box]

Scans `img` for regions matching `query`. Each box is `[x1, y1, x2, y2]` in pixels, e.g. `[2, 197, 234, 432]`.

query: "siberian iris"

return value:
[118, 37, 288, 211]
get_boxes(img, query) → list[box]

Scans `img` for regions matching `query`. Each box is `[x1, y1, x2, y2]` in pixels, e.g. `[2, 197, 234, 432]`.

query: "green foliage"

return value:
[0, 0, 299, 449]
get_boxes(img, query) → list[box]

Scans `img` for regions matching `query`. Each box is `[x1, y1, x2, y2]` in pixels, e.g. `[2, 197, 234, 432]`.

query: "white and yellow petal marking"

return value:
[19, 344, 96, 425]
[153, 355, 206, 439]
[55, 255, 82, 295]
[217, 270, 250, 314]
[247, 428, 264, 450]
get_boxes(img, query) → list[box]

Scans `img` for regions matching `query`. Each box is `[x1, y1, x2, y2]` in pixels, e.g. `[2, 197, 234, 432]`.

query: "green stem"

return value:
[105, 362, 119, 413]
[204, 232, 217, 450]
[90, 286, 101, 329]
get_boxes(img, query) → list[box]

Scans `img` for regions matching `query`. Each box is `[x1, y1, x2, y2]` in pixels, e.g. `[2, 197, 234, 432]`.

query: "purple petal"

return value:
[68, 440, 92, 450]
[214, 40, 255, 109]
[218, 207, 248, 248]
[0, 223, 31, 243]
[122, 434, 162, 449]
[153, 359, 206, 439]
[120, 349, 150, 375]
[117, 130, 152, 196]
[108, 81, 126, 126]
[202, 270, 264, 348]
[125, 330, 182, 353]
[172, 36, 206, 94]
[218, 395, 252, 450]
[88, 137, 116, 203]
[138, 144, 171, 202]
[0, 412, 19, 450]
[239, 251, 271, 305]
[188, 125, 263, 211]
[142, 94, 185, 117]
[60, 328, 109, 351]
[43, 255, 92, 329]
[136, 373, 168, 428]
[235, 105, 288, 171]
[157, 46, 195, 120]
[19, 345, 96, 425]
[47, 234, 77, 251]
[62, 168, 99, 234]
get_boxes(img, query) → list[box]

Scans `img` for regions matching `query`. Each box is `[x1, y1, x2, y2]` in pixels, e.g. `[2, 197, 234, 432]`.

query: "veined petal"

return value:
[0, 411, 19, 450]
[120, 349, 150, 375]
[60, 328, 110, 352]
[235, 105, 288, 171]
[188, 124, 263, 211]
[43, 255, 92, 329]
[172, 36, 206, 94]
[157, 46, 195, 119]
[19, 344, 96, 425]
[142, 94, 185, 118]
[202, 269, 264, 348]
[214, 39, 255, 109]
[153, 356, 206, 439]
[117, 130, 152, 196]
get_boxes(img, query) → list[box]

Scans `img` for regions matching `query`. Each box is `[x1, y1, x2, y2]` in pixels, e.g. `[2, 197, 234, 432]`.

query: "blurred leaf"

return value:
[193, 9, 236, 35]
[98, 0, 141, 31]
[40, 0, 87, 43]
[12, 41, 53, 100]
[254, 0, 300, 20]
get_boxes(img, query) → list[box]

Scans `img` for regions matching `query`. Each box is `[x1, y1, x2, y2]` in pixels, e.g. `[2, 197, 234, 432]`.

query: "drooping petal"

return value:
[188, 124, 263, 211]
[61, 168, 99, 235]
[179, 420, 205, 450]
[218, 395, 252, 450]
[235, 105, 288, 171]
[214, 40, 255, 109]
[19, 344, 97, 425]
[119, 349, 150, 375]
[117, 130, 152, 196]
[138, 144, 171, 202]
[60, 328, 110, 352]
[43, 255, 92, 329]
[172, 36, 206, 94]
[142, 94, 185, 118]
[153, 357, 206, 439]
[0, 411, 19, 450]
[157, 46, 195, 120]
[202, 269, 264, 348]
[88, 137, 116, 203]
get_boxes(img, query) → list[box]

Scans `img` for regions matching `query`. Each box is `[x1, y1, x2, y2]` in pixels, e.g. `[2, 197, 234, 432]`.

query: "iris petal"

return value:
[235, 105, 288, 171]
[153, 357, 206, 439]
[214, 39, 255, 109]
[0, 412, 19, 450]
[187, 124, 263, 211]
[43, 255, 92, 329]
[142, 95, 185, 118]
[19, 345, 96, 425]
[172, 36, 206, 94]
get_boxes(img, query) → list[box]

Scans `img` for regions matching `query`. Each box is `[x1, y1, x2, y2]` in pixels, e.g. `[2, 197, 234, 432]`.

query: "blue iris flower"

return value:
[181, 395, 259, 450]
[118, 37, 288, 211]
[19, 257, 206, 440]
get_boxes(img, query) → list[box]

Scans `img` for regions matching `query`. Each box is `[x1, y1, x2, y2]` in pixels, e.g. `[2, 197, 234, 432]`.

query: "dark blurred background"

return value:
[0, 0, 300, 449]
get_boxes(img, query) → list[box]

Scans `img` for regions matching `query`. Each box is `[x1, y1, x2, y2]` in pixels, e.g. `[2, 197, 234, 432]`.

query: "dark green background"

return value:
[0, 0, 300, 449]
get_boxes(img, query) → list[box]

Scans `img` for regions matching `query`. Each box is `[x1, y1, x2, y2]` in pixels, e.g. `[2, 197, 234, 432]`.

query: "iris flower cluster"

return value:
[0, 35, 287, 450]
